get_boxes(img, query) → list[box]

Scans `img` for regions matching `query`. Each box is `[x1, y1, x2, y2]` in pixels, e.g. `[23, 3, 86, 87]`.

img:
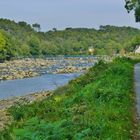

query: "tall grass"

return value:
[0, 57, 137, 140]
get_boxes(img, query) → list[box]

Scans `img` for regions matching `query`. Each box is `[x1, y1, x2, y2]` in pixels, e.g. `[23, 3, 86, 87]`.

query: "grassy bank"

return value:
[1, 58, 137, 140]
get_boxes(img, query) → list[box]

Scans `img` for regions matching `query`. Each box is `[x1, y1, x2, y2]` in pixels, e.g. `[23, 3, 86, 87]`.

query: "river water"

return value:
[0, 73, 80, 100]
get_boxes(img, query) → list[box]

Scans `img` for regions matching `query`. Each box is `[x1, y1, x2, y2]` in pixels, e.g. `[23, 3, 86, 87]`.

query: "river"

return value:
[0, 73, 80, 100]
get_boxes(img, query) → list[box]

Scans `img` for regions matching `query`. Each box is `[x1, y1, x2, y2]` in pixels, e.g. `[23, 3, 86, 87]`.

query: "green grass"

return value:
[0, 57, 137, 140]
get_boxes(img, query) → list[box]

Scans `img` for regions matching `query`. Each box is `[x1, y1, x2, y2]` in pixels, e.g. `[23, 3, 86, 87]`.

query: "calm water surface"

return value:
[0, 73, 80, 100]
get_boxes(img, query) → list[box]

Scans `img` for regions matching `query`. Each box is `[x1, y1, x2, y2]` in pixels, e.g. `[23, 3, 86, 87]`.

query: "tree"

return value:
[18, 21, 28, 27]
[0, 32, 6, 60]
[32, 23, 41, 32]
[125, 0, 140, 22]
[28, 36, 41, 56]
[0, 31, 17, 60]
[52, 28, 57, 32]
[125, 35, 140, 51]
[20, 44, 30, 56]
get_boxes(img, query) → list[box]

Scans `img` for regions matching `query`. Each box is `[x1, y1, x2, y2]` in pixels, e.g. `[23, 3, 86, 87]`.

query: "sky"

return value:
[0, 0, 139, 31]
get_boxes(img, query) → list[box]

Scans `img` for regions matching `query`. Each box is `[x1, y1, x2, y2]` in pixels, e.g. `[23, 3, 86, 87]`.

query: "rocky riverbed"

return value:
[0, 56, 96, 80]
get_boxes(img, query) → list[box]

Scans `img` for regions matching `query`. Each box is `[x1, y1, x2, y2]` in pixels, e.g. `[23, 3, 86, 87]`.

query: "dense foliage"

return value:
[125, 0, 140, 22]
[1, 58, 136, 140]
[0, 18, 140, 60]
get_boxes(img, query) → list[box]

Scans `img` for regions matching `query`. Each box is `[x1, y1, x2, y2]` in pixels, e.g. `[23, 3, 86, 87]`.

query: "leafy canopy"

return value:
[125, 0, 140, 22]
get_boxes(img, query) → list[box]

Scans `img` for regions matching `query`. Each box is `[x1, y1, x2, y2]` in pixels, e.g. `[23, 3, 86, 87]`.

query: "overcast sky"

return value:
[0, 0, 139, 31]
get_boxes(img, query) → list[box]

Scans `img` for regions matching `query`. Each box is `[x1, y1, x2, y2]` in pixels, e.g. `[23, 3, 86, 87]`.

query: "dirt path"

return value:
[133, 63, 140, 139]
[134, 63, 140, 118]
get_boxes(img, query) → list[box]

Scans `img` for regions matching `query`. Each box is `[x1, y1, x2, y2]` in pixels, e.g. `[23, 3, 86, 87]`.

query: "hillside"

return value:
[0, 19, 140, 60]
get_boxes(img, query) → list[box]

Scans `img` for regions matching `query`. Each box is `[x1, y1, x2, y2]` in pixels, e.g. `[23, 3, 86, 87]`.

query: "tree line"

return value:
[0, 19, 140, 61]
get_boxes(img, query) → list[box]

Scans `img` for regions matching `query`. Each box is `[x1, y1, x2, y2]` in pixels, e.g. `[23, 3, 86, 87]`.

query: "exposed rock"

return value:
[0, 57, 96, 80]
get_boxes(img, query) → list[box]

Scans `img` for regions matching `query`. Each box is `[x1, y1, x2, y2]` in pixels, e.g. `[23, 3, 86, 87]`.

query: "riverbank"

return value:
[0, 57, 138, 140]
[0, 57, 96, 80]
[0, 91, 53, 131]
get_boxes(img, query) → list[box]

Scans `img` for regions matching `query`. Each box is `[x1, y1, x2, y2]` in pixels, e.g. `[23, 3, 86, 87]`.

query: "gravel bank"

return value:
[0, 57, 96, 80]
